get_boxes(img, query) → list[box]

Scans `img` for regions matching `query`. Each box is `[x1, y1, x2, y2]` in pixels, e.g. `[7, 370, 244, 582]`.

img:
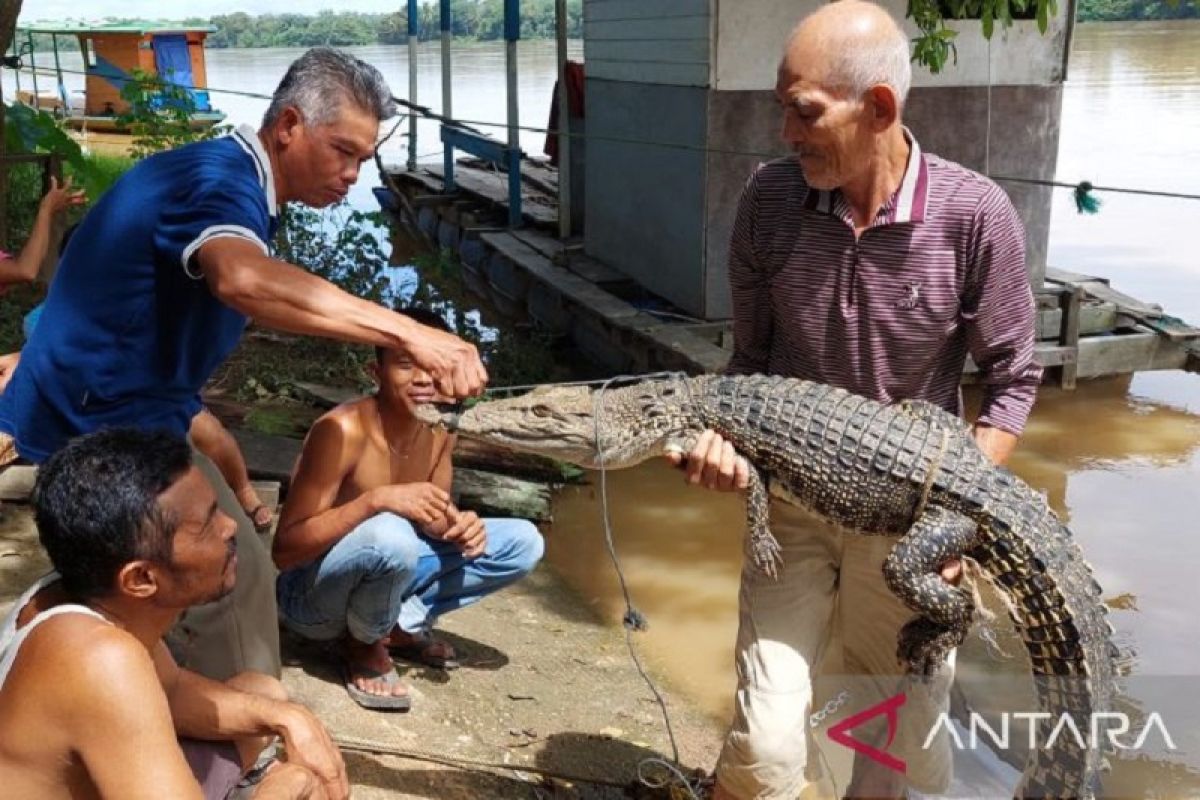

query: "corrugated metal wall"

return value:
[584, 0, 711, 87]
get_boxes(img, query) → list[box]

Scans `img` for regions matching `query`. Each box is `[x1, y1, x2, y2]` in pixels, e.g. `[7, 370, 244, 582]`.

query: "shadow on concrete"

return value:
[512, 567, 612, 630]
[535, 731, 706, 797]
[280, 626, 511, 692]
[343, 753, 540, 799]
[340, 731, 703, 799]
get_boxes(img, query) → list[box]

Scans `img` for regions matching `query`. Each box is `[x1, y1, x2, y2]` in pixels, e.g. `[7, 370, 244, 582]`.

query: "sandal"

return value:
[244, 504, 274, 534]
[341, 660, 412, 711]
[385, 629, 460, 670]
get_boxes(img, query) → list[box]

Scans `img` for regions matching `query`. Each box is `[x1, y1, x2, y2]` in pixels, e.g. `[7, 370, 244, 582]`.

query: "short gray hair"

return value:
[263, 47, 397, 128]
[826, 26, 912, 107]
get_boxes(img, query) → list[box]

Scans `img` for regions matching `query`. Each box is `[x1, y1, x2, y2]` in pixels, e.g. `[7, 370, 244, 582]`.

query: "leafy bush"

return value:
[116, 69, 230, 159]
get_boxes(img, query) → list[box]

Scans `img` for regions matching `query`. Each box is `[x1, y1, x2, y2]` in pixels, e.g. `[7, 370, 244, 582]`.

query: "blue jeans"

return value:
[277, 513, 543, 644]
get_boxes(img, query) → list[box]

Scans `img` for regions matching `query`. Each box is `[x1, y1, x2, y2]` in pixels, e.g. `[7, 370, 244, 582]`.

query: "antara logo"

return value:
[826, 693, 908, 774]
[923, 711, 1177, 752]
[824, 693, 1177, 776]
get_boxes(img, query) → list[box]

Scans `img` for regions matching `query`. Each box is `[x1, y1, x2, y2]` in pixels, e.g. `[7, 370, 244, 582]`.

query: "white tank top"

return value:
[0, 573, 108, 691]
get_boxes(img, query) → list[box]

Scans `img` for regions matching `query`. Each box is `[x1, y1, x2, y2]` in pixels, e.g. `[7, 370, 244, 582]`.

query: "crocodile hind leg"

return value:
[745, 466, 783, 579]
[882, 506, 981, 676]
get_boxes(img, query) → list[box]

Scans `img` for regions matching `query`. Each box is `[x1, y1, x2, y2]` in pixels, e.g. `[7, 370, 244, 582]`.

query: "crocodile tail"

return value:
[970, 498, 1116, 800]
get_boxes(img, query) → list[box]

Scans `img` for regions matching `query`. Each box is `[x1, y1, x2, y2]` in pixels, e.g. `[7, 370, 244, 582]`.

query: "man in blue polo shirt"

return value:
[0, 47, 488, 681]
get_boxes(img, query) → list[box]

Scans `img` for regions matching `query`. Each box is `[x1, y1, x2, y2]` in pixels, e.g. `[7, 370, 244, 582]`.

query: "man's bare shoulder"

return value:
[13, 614, 160, 714]
[306, 398, 376, 452]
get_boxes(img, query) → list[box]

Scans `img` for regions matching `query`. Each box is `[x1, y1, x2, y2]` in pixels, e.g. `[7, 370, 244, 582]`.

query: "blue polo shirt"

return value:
[0, 125, 279, 462]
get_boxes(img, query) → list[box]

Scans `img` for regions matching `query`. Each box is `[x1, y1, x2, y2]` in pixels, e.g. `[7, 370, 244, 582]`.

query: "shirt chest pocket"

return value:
[865, 248, 963, 343]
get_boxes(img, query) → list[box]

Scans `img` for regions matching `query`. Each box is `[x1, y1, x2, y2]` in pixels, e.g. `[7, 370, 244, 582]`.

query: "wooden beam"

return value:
[1058, 285, 1084, 390]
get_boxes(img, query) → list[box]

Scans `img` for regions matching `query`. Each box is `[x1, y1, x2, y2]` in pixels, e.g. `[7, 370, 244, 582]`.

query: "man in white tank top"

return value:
[0, 429, 347, 800]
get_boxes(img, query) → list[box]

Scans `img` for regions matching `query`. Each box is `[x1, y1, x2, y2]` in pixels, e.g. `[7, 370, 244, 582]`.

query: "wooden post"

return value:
[504, 0, 521, 228]
[406, 0, 418, 171]
[0, 10, 21, 252]
[0, 68, 7, 252]
[26, 29, 38, 109]
[440, 0, 454, 191]
[40, 153, 63, 283]
[554, 0, 571, 239]
[1059, 285, 1084, 390]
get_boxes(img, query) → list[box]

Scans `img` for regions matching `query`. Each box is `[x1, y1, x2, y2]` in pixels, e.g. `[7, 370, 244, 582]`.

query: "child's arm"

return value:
[0, 177, 85, 286]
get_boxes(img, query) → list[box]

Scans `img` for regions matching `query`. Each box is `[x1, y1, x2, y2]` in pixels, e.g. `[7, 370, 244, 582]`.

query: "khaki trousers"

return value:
[715, 499, 954, 799]
[163, 446, 281, 680]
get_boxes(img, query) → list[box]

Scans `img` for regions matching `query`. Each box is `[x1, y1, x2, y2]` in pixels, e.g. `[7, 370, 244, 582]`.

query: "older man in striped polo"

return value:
[670, 2, 1042, 798]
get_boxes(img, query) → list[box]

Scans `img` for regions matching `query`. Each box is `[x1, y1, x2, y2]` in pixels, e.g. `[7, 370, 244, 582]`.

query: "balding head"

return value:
[773, 1, 913, 191]
[784, 0, 912, 107]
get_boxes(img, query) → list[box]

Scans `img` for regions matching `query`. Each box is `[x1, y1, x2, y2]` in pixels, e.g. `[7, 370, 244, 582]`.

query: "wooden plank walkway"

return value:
[424, 164, 560, 227]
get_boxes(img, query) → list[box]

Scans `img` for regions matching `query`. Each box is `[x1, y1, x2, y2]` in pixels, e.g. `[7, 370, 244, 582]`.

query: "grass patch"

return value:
[243, 401, 323, 438]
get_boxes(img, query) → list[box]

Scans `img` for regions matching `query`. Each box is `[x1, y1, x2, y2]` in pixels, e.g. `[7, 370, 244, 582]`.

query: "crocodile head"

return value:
[414, 378, 702, 469]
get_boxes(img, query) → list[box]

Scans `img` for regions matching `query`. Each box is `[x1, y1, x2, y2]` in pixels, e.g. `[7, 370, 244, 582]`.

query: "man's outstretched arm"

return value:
[197, 237, 487, 399]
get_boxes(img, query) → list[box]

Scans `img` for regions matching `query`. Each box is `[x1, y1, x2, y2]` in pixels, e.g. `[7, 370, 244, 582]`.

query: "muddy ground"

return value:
[0, 502, 722, 799]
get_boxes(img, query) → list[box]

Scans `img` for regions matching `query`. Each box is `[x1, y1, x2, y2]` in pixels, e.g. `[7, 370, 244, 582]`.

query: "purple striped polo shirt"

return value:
[725, 134, 1041, 435]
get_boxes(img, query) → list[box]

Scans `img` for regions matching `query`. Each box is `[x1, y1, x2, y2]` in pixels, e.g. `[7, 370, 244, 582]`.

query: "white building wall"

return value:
[713, 0, 1069, 91]
[583, 0, 713, 87]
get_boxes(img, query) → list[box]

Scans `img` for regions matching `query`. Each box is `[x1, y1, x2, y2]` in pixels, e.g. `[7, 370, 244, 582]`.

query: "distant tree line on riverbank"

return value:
[197, 1, 581, 48]
[1078, 0, 1198, 20]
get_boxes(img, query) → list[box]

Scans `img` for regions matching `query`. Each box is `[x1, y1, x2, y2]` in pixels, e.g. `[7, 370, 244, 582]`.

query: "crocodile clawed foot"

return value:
[898, 617, 967, 678]
[750, 535, 783, 580]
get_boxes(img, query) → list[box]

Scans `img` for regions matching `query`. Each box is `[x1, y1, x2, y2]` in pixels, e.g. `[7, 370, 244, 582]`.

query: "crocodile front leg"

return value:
[882, 506, 980, 676]
[745, 466, 782, 579]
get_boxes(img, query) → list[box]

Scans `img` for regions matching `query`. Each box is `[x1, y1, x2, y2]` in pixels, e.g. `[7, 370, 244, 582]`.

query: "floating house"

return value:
[13, 21, 225, 132]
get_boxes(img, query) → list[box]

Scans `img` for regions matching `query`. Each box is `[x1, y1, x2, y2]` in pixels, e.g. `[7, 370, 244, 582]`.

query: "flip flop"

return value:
[342, 661, 412, 711]
[386, 630, 460, 670]
[245, 504, 274, 534]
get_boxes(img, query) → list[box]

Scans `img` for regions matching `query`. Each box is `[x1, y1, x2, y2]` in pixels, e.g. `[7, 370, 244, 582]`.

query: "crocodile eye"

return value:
[532, 405, 553, 418]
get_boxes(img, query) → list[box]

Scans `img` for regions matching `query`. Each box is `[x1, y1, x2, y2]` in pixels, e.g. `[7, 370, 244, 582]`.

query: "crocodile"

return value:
[417, 373, 1118, 799]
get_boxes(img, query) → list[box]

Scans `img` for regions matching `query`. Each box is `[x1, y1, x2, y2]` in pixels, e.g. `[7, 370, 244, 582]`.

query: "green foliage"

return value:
[1078, 0, 1199, 20]
[401, 0, 584, 42]
[400, 249, 575, 389]
[275, 204, 397, 307]
[3, 101, 84, 168]
[0, 282, 43, 354]
[244, 403, 319, 437]
[910, 0, 1054, 73]
[116, 69, 230, 159]
[4, 101, 136, 207]
[912, 0, 1198, 71]
[2, 103, 130, 249]
[70, 152, 135, 199]
[1, 162, 43, 255]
